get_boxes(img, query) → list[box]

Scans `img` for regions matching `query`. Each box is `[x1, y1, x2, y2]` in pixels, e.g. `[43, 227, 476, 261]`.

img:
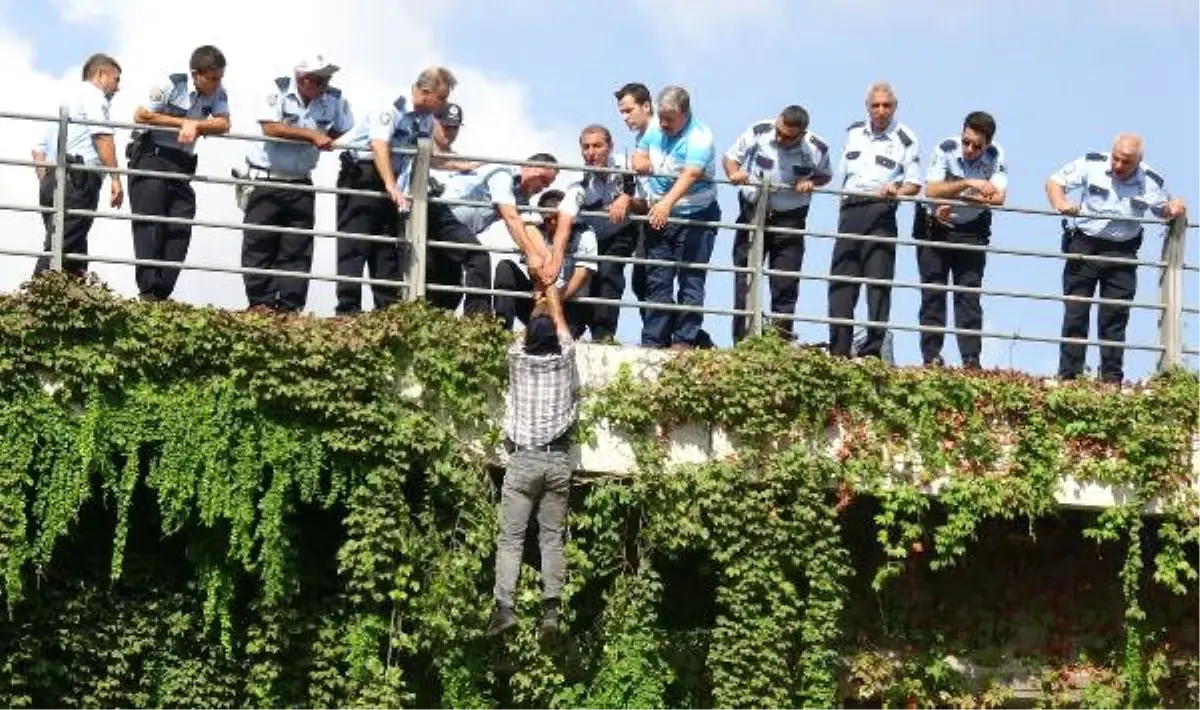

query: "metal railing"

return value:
[2, 107, 1196, 376]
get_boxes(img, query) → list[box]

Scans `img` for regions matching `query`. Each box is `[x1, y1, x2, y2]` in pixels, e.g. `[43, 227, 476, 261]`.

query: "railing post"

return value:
[747, 178, 770, 336]
[50, 105, 70, 272]
[1156, 215, 1185, 371]
[403, 138, 432, 300]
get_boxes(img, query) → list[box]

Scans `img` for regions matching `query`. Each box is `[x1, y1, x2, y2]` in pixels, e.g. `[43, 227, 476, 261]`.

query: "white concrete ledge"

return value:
[488, 343, 1200, 513]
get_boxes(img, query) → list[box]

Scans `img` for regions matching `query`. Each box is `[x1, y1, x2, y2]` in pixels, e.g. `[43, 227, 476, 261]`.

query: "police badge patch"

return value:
[378, 111, 394, 126]
[267, 93, 279, 107]
[149, 86, 166, 102]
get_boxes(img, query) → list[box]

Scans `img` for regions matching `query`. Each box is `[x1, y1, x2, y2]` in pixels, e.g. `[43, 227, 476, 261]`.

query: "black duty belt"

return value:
[505, 431, 571, 453]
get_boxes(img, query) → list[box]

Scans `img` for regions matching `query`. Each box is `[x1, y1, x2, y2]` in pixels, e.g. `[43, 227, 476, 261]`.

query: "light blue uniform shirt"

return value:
[1049, 152, 1171, 241]
[925, 136, 1008, 224]
[724, 119, 833, 211]
[60, 81, 114, 165]
[339, 95, 433, 190]
[839, 119, 922, 194]
[635, 116, 718, 215]
[442, 163, 523, 234]
[244, 76, 353, 176]
[33, 122, 58, 163]
[138, 72, 230, 153]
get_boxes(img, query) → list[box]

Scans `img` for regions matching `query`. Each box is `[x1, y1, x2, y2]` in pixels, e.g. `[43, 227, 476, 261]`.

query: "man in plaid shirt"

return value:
[488, 283, 579, 641]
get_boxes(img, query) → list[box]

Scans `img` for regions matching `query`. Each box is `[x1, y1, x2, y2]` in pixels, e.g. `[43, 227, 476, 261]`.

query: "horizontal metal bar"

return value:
[0, 245, 52, 259]
[1185, 348, 1199, 356]
[774, 311, 1165, 353]
[1185, 263, 1199, 273]
[1184, 306, 1200, 315]
[62, 251, 413, 292]
[423, 238, 750, 275]
[764, 267, 1166, 311]
[0, 200, 54, 216]
[424, 282, 748, 318]
[68, 162, 402, 202]
[66, 207, 408, 246]
[430, 194, 746, 232]
[764, 222, 1167, 269]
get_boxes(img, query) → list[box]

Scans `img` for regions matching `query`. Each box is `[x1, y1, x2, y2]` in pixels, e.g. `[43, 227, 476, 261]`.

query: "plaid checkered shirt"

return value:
[504, 338, 578, 447]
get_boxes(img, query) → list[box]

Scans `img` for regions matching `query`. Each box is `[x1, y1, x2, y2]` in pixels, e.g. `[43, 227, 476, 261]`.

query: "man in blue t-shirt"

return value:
[631, 85, 720, 349]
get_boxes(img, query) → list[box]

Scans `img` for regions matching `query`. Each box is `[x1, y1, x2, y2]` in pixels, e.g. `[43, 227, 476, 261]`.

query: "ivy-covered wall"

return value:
[0, 275, 1196, 709]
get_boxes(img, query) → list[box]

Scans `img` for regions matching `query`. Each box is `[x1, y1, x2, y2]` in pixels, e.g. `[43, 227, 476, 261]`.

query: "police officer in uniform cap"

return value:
[828, 82, 922, 359]
[239, 55, 353, 312]
[724, 104, 832, 342]
[34, 53, 124, 278]
[129, 45, 230, 301]
[1045, 133, 1186, 383]
[915, 111, 1007, 368]
[436, 156, 559, 316]
[334, 66, 455, 315]
[551, 124, 636, 341]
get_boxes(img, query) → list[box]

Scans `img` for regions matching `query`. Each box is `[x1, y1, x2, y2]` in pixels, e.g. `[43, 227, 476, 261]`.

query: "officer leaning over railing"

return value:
[34, 53, 124, 279]
[913, 110, 1007, 370]
[724, 104, 832, 343]
[1045, 134, 1187, 384]
[437, 155, 558, 316]
[333, 66, 455, 315]
[128, 45, 230, 302]
[235, 55, 352, 313]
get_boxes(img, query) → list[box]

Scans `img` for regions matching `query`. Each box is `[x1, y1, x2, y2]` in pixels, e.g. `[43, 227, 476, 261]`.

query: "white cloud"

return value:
[0, 0, 581, 312]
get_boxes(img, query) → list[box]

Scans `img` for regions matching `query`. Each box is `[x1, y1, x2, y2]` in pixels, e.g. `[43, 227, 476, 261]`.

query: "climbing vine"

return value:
[0, 274, 1195, 708]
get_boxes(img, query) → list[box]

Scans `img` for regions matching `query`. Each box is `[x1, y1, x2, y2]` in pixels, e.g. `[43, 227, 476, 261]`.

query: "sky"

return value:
[0, 0, 1195, 380]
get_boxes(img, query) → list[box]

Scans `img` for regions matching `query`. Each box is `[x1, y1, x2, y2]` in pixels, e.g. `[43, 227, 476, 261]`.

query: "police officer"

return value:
[239, 55, 353, 312]
[436, 156, 558, 316]
[552, 124, 636, 341]
[828, 82, 922, 359]
[916, 111, 1007, 369]
[1045, 134, 1186, 384]
[334, 66, 454, 315]
[724, 105, 832, 342]
[429, 103, 480, 173]
[34, 53, 124, 278]
[494, 189, 597, 334]
[128, 45, 230, 301]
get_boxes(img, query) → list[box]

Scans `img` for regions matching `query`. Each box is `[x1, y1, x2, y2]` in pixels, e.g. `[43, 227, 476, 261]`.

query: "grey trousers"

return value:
[493, 449, 572, 608]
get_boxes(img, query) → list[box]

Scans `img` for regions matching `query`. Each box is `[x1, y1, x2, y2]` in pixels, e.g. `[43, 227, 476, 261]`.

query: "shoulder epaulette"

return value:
[847, 120, 865, 132]
[896, 127, 913, 147]
[274, 76, 290, 91]
[325, 86, 341, 98]
[809, 135, 827, 153]
[984, 144, 998, 159]
[1145, 168, 1164, 187]
[751, 121, 772, 135]
[168, 72, 188, 87]
[1085, 151, 1106, 161]
[393, 96, 407, 113]
[939, 138, 957, 152]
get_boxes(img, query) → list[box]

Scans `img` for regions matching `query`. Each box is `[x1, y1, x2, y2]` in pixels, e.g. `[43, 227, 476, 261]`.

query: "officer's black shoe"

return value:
[962, 356, 981, 370]
[538, 599, 561, 643]
[486, 603, 517, 637]
[924, 355, 945, 368]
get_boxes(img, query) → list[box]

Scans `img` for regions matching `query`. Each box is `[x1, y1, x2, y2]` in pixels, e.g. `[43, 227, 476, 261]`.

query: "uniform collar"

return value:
[83, 79, 110, 102]
[1107, 164, 1144, 185]
[864, 117, 896, 138]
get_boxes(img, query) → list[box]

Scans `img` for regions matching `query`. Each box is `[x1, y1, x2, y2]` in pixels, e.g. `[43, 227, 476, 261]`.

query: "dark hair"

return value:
[81, 53, 121, 81]
[963, 111, 996, 142]
[527, 152, 557, 167]
[524, 315, 561, 356]
[613, 82, 652, 105]
[190, 45, 227, 73]
[779, 105, 809, 131]
[537, 189, 565, 210]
